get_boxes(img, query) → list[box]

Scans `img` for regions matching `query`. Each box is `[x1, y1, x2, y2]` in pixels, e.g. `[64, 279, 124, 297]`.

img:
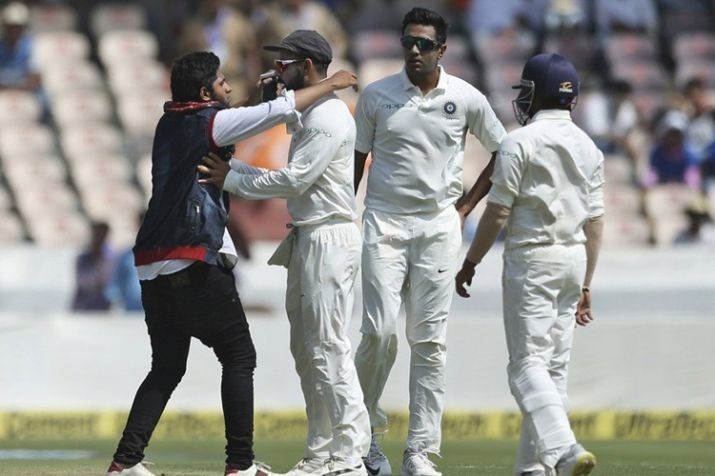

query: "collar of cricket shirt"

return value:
[400, 65, 448, 94]
[531, 109, 572, 122]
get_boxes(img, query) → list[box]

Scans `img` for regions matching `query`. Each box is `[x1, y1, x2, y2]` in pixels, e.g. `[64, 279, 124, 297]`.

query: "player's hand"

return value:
[197, 152, 231, 190]
[575, 289, 594, 326]
[326, 69, 358, 92]
[455, 260, 476, 298]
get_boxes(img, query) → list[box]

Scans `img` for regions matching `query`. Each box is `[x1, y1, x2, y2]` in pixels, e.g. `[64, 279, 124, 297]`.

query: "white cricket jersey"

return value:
[488, 109, 605, 250]
[355, 67, 506, 215]
[136, 92, 300, 280]
[223, 94, 357, 226]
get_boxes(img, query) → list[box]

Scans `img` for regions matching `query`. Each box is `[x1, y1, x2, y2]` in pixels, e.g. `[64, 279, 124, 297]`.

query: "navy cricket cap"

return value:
[514, 53, 579, 104]
[264, 30, 333, 65]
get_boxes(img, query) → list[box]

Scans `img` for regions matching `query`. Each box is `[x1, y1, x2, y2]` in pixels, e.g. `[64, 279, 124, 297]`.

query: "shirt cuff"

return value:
[223, 169, 243, 195]
[487, 183, 515, 208]
[282, 89, 302, 127]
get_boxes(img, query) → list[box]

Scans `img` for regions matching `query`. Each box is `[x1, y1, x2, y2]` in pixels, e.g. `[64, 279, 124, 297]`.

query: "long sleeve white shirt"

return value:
[223, 94, 357, 226]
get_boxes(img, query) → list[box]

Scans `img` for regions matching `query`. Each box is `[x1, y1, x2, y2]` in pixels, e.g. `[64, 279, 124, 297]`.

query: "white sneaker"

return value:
[324, 457, 367, 476]
[106, 461, 155, 476]
[363, 433, 391, 476]
[554, 444, 596, 476]
[284, 457, 329, 476]
[400, 450, 441, 476]
[225, 462, 281, 475]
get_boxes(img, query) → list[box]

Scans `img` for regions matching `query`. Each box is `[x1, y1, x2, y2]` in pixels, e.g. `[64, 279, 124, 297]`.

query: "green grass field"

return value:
[0, 439, 714, 475]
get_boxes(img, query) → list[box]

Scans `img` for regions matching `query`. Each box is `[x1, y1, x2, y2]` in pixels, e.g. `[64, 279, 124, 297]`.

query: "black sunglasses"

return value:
[400, 36, 442, 52]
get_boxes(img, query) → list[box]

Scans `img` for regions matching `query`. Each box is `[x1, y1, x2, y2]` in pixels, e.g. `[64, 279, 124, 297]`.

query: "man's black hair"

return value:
[401, 7, 448, 45]
[170, 51, 220, 102]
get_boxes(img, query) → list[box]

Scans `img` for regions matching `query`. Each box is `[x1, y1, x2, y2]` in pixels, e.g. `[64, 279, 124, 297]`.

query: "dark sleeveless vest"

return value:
[133, 101, 234, 267]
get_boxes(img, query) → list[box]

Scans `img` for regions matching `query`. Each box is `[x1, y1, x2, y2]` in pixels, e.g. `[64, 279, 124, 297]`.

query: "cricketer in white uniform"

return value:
[353, 8, 506, 476]
[199, 30, 370, 476]
[455, 53, 605, 476]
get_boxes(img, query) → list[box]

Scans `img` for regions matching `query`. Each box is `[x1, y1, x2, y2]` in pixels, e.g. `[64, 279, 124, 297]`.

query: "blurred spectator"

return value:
[643, 110, 700, 189]
[656, 0, 715, 70]
[0, 1, 40, 92]
[577, 80, 639, 153]
[105, 214, 144, 312]
[673, 194, 713, 244]
[71, 221, 116, 311]
[595, 0, 657, 40]
[700, 139, 715, 188]
[179, 0, 261, 103]
[256, 0, 348, 63]
[683, 77, 715, 160]
[466, 0, 537, 36]
[541, 0, 589, 32]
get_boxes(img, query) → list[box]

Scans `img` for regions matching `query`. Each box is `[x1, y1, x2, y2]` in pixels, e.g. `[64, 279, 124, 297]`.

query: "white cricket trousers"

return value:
[502, 243, 586, 473]
[355, 207, 462, 453]
[285, 221, 371, 461]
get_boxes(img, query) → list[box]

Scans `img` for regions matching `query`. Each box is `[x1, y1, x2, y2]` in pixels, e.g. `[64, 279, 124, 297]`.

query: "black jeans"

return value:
[113, 262, 256, 469]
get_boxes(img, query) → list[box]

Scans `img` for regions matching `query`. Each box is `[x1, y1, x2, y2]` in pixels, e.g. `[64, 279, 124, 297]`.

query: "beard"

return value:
[282, 70, 306, 91]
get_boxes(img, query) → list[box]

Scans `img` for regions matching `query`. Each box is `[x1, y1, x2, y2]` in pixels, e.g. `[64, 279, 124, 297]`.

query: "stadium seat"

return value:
[41, 61, 104, 98]
[107, 60, 168, 96]
[52, 90, 113, 128]
[69, 154, 133, 190]
[32, 31, 90, 69]
[98, 30, 159, 67]
[602, 215, 651, 246]
[611, 60, 668, 92]
[79, 184, 144, 222]
[351, 30, 402, 63]
[2, 155, 67, 184]
[26, 210, 89, 246]
[0, 90, 42, 124]
[473, 31, 535, 65]
[13, 182, 79, 217]
[605, 33, 658, 62]
[603, 156, 634, 185]
[673, 32, 715, 61]
[358, 59, 403, 88]
[29, 3, 78, 32]
[675, 60, 715, 88]
[90, 3, 146, 37]
[0, 185, 12, 210]
[0, 124, 55, 157]
[0, 210, 24, 243]
[60, 123, 124, 162]
[116, 91, 166, 137]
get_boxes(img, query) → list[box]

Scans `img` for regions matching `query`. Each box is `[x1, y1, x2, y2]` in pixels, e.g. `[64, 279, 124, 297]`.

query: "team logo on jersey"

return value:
[443, 101, 457, 115]
[559, 81, 574, 93]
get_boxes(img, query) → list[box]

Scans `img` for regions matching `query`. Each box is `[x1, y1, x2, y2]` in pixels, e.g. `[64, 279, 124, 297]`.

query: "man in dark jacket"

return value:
[106, 51, 357, 476]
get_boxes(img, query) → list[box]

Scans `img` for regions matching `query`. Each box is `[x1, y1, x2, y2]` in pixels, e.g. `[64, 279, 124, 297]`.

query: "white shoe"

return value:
[106, 461, 155, 476]
[400, 450, 441, 476]
[284, 457, 365, 476]
[284, 457, 329, 476]
[225, 462, 281, 475]
[554, 444, 596, 476]
[324, 457, 367, 476]
[363, 433, 391, 475]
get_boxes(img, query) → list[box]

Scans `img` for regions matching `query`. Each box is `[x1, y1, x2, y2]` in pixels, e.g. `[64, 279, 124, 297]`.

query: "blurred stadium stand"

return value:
[0, 0, 713, 251]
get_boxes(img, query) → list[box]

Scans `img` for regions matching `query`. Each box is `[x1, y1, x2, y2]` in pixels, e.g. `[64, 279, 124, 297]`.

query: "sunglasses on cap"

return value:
[274, 58, 305, 73]
[400, 36, 442, 52]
